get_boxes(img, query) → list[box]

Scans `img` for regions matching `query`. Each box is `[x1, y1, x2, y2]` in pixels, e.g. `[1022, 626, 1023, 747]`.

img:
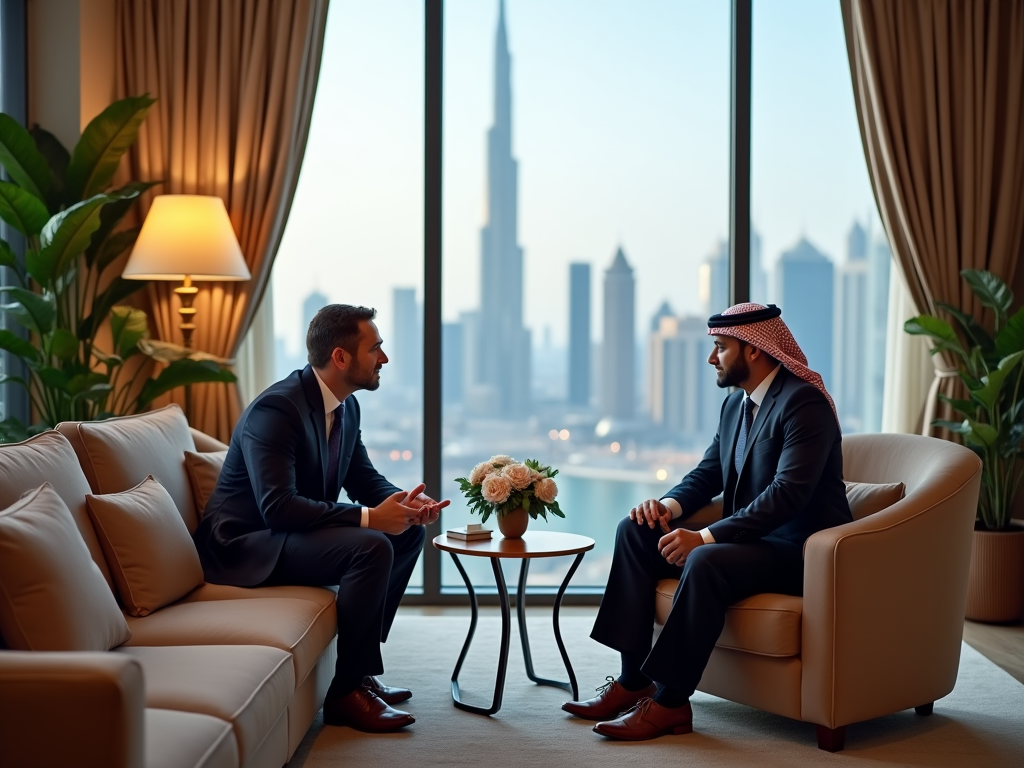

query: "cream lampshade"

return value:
[122, 195, 250, 349]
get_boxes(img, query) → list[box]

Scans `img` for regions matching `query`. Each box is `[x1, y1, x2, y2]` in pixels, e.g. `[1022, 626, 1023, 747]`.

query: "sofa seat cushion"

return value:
[176, 582, 337, 609]
[119, 646, 292, 767]
[145, 708, 238, 768]
[656, 580, 802, 657]
[123, 597, 336, 684]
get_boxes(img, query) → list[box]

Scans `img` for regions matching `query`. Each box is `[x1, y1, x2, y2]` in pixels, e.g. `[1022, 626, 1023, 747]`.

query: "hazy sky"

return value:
[273, 0, 878, 354]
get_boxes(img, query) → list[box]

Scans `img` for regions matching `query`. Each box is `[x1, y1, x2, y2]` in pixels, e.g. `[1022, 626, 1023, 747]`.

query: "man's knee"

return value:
[615, 515, 661, 550]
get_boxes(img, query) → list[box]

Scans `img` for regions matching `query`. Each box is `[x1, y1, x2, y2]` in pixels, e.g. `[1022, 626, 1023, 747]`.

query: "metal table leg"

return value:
[449, 553, 511, 715]
[516, 552, 585, 701]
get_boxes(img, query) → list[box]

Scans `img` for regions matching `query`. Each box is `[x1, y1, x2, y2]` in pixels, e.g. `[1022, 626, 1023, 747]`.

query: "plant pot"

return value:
[497, 507, 529, 539]
[965, 523, 1024, 623]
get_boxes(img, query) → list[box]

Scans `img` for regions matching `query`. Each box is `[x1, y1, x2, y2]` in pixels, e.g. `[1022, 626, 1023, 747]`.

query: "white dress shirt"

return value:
[312, 369, 369, 527]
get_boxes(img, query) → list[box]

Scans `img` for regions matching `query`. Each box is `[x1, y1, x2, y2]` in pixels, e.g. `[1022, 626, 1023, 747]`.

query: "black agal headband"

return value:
[707, 304, 782, 328]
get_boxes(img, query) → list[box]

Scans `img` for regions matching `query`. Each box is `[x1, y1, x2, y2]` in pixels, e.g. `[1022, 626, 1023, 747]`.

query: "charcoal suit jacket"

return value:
[663, 367, 852, 547]
[193, 365, 400, 586]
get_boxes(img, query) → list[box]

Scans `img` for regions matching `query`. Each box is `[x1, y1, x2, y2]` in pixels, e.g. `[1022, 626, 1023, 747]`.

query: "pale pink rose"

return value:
[469, 461, 493, 485]
[482, 474, 513, 504]
[535, 477, 558, 504]
[489, 454, 514, 467]
[504, 463, 532, 490]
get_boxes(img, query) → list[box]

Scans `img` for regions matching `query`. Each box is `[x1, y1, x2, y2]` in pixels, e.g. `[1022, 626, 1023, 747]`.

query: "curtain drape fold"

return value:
[115, 0, 329, 441]
[841, 0, 1024, 435]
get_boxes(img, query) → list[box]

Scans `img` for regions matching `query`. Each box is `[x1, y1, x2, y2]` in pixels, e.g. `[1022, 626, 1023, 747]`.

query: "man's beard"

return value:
[716, 355, 749, 389]
[345, 359, 381, 391]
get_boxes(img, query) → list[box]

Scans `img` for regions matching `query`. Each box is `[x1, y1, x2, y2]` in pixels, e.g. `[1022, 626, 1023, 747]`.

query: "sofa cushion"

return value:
[60, 405, 200, 532]
[86, 476, 205, 616]
[176, 582, 337, 607]
[119, 645, 293, 767]
[656, 580, 802, 657]
[0, 484, 131, 651]
[123, 596, 336, 685]
[0, 430, 115, 591]
[845, 480, 906, 520]
[145, 708, 238, 768]
[184, 450, 227, 518]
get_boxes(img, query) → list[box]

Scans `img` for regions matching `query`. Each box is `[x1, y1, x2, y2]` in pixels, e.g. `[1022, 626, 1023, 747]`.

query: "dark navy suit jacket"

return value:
[193, 365, 400, 586]
[664, 367, 852, 546]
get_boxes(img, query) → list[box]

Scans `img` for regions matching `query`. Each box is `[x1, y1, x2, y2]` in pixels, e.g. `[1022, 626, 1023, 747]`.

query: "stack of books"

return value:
[446, 523, 493, 541]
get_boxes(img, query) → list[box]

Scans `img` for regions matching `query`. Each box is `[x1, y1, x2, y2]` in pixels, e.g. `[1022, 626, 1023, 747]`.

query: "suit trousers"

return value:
[264, 524, 426, 692]
[591, 516, 803, 696]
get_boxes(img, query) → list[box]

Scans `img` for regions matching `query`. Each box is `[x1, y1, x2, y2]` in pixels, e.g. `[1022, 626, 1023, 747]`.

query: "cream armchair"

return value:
[654, 433, 982, 751]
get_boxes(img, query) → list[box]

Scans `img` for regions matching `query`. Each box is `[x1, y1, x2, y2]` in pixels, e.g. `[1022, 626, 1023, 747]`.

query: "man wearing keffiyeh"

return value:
[564, 303, 852, 741]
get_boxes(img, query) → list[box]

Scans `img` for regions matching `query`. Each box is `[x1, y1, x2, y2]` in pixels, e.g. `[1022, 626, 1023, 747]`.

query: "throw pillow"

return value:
[845, 480, 906, 521]
[183, 450, 228, 518]
[86, 475, 204, 617]
[0, 484, 131, 650]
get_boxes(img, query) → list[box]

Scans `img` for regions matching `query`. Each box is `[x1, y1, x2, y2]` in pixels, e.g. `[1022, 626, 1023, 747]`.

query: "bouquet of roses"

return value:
[455, 455, 564, 524]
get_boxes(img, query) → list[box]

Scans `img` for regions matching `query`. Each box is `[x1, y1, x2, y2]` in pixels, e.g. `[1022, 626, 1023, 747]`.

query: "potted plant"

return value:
[455, 455, 564, 539]
[0, 95, 236, 442]
[905, 269, 1024, 622]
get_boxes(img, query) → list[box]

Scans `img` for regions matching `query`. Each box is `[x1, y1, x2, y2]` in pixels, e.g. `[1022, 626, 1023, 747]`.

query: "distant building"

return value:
[392, 287, 422, 390]
[863, 232, 891, 432]
[302, 290, 329, 346]
[834, 223, 868, 432]
[750, 229, 767, 306]
[776, 238, 834, 389]
[442, 321, 463, 404]
[601, 247, 635, 419]
[699, 240, 729, 316]
[568, 263, 591, 407]
[649, 313, 723, 443]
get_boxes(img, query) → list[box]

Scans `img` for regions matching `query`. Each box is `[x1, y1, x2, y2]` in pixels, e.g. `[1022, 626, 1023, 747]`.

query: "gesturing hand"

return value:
[658, 528, 704, 566]
[368, 490, 421, 535]
[629, 498, 673, 533]
[403, 483, 451, 525]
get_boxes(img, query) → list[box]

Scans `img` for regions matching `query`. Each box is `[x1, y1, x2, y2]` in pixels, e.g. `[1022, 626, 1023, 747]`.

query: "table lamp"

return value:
[122, 195, 250, 349]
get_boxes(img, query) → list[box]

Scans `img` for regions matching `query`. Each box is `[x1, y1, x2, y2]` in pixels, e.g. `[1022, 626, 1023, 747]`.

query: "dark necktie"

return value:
[734, 396, 756, 474]
[326, 402, 345, 492]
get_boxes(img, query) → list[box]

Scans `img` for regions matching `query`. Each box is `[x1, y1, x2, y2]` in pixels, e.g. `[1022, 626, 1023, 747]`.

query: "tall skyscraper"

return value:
[601, 247, 635, 419]
[649, 312, 722, 443]
[834, 223, 868, 431]
[776, 238, 834, 389]
[568, 262, 591, 406]
[476, 0, 530, 417]
[442, 321, 463, 404]
[392, 287, 422, 390]
[750, 229, 767, 306]
[699, 239, 730, 316]
[302, 290, 329, 343]
[863, 232, 892, 432]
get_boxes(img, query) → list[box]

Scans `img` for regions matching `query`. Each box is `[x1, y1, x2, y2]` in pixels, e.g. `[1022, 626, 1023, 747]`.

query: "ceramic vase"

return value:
[497, 506, 529, 539]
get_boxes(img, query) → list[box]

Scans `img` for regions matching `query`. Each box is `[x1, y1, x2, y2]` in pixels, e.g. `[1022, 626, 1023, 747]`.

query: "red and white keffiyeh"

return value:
[707, 302, 838, 422]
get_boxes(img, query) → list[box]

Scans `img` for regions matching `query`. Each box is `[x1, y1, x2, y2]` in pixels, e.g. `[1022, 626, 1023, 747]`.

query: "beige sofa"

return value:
[0, 405, 338, 768]
[656, 432, 983, 751]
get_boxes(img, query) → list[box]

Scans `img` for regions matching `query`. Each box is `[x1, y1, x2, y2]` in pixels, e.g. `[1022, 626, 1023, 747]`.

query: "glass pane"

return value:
[751, 0, 890, 435]
[441, 0, 730, 589]
[270, 0, 425, 588]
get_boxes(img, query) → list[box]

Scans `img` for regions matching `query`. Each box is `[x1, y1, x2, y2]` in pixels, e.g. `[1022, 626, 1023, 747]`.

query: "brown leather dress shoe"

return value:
[593, 697, 693, 740]
[562, 676, 658, 721]
[363, 675, 412, 705]
[322, 687, 415, 732]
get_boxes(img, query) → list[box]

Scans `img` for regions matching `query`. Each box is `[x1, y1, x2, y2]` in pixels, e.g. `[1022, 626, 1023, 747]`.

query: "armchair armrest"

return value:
[190, 427, 229, 452]
[0, 651, 144, 768]
[679, 497, 723, 529]
[800, 465, 982, 729]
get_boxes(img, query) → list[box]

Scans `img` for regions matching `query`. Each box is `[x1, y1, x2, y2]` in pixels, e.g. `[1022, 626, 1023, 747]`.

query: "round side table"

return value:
[432, 530, 595, 715]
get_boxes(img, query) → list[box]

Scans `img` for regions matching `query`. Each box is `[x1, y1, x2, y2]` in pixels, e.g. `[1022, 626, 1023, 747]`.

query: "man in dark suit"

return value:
[194, 304, 447, 733]
[563, 303, 852, 740]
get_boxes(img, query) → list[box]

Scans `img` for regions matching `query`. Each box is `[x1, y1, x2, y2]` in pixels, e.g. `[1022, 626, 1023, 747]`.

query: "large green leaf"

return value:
[0, 416, 30, 444]
[78, 276, 146, 341]
[963, 419, 999, 448]
[85, 181, 158, 268]
[109, 305, 148, 360]
[0, 180, 50, 236]
[136, 359, 236, 409]
[34, 195, 111, 285]
[66, 371, 108, 397]
[0, 238, 17, 271]
[0, 286, 55, 334]
[29, 125, 70, 210]
[904, 315, 967, 359]
[963, 269, 1013, 325]
[936, 301, 994, 353]
[65, 95, 156, 200]
[49, 328, 79, 360]
[938, 393, 977, 418]
[34, 365, 70, 393]
[91, 226, 140, 274]
[971, 351, 1024, 411]
[995, 306, 1024, 358]
[0, 114, 53, 203]
[0, 328, 40, 363]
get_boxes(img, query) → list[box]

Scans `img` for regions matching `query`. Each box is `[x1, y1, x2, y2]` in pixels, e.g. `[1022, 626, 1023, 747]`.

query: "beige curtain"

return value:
[842, 0, 1024, 436]
[115, 0, 329, 441]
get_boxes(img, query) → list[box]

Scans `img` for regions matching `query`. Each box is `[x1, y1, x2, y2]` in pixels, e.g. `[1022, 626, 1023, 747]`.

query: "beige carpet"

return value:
[288, 609, 1024, 767]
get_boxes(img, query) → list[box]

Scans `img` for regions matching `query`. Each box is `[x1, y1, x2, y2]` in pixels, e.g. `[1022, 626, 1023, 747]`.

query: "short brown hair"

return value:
[306, 305, 376, 368]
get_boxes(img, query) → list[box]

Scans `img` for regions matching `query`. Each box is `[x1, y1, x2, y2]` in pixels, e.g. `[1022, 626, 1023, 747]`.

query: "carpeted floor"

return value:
[287, 609, 1024, 767]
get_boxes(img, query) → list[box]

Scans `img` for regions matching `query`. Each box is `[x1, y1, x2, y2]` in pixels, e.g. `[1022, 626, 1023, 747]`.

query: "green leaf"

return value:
[29, 125, 70, 209]
[85, 181, 158, 268]
[109, 305, 148, 359]
[0, 286, 55, 334]
[0, 416, 30, 444]
[91, 226, 140, 274]
[964, 419, 1000, 448]
[71, 383, 113, 404]
[0, 328, 40, 363]
[35, 365, 70, 392]
[995, 306, 1024, 358]
[0, 179, 51, 236]
[49, 328, 79, 360]
[931, 419, 971, 434]
[0, 238, 18, 271]
[78, 276, 146, 341]
[136, 358, 236, 409]
[66, 371, 108, 396]
[937, 394, 977, 418]
[65, 94, 156, 200]
[91, 348, 123, 367]
[962, 269, 1013, 325]
[936, 301, 994, 353]
[0, 113, 53, 202]
[971, 351, 1024, 411]
[904, 316, 967, 359]
[34, 194, 112, 285]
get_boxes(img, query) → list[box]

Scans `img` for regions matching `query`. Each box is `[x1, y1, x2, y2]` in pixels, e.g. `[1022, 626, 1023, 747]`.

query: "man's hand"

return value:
[658, 528, 704, 566]
[629, 498, 673, 533]
[403, 483, 451, 525]
[368, 490, 422, 535]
